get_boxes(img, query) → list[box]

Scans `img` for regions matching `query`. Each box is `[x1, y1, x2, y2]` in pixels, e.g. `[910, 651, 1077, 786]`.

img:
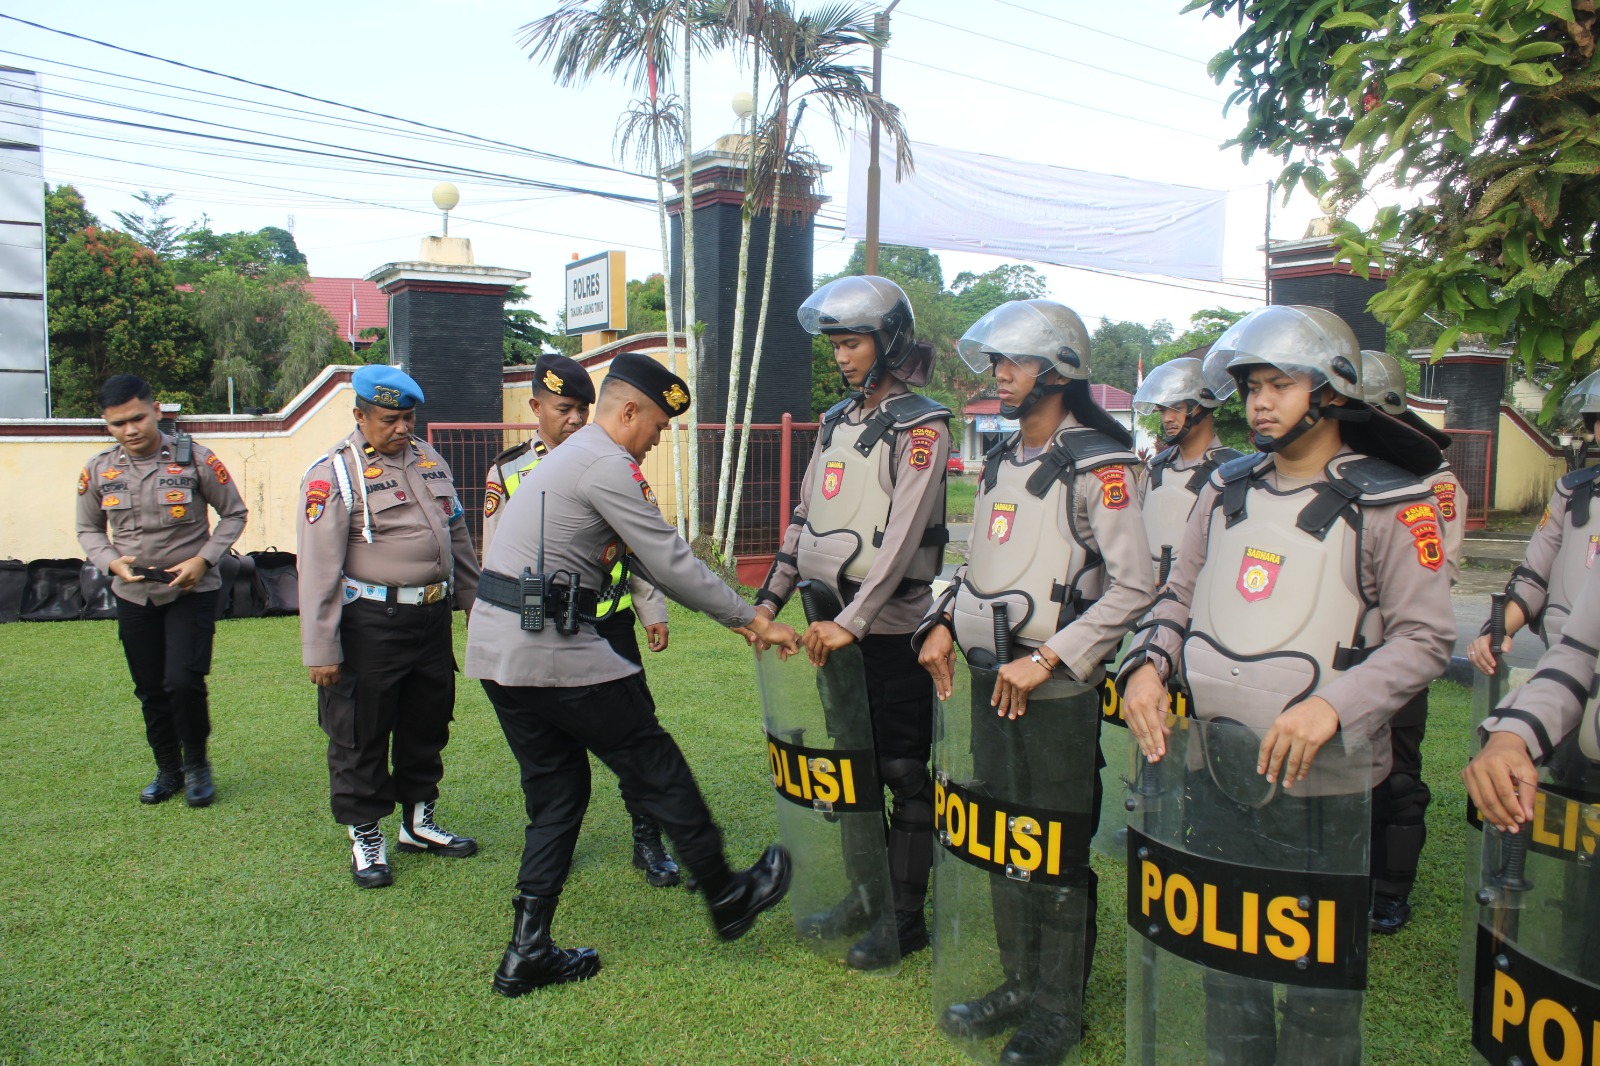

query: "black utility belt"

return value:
[478, 569, 600, 634]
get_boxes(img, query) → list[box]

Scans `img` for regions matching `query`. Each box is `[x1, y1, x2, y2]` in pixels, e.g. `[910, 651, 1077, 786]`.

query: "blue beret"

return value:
[606, 352, 691, 416]
[533, 354, 596, 404]
[352, 365, 424, 410]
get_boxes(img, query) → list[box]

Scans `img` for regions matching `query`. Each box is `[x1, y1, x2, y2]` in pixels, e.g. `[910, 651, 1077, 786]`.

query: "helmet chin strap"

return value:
[995, 357, 1069, 419]
[1162, 405, 1207, 447]
[1252, 396, 1367, 452]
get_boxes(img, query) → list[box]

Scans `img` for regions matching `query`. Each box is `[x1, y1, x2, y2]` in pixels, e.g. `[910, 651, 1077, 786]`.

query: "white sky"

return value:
[6, 0, 1332, 334]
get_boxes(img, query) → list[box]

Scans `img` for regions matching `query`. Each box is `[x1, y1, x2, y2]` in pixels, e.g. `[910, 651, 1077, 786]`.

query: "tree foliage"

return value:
[171, 226, 309, 284]
[1145, 307, 1251, 450]
[46, 228, 208, 416]
[504, 284, 560, 365]
[1188, 0, 1600, 412]
[112, 190, 183, 256]
[44, 183, 99, 259]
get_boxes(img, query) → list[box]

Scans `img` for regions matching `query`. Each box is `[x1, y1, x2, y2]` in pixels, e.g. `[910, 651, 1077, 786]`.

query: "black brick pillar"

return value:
[1266, 236, 1389, 351]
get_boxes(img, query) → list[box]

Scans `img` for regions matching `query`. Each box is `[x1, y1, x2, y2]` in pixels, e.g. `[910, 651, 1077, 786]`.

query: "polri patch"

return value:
[1431, 481, 1458, 521]
[1236, 546, 1283, 602]
[1397, 503, 1436, 527]
[1095, 465, 1129, 510]
[629, 462, 658, 506]
[205, 454, 230, 484]
[483, 483, 503, 518]
[1415, 530, 1444, 571]
[821, 460, 846, 500]
[305, 480, 331, 524]
[908, 426, 938, 470]
[988, 502, 1017, 544]
[77, 469, 88, 496]
[1539, 507, 1551, 531]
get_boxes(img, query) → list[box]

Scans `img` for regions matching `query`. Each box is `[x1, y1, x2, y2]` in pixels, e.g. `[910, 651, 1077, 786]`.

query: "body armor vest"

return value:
[1544, 467, 1600, 645]
[1143, 445, 1239, 582]
[497, 438, 631, 617]
[1182, 454, 1430, 789]
[951, 427, 1133, 663]
[795, 393, 949, 600]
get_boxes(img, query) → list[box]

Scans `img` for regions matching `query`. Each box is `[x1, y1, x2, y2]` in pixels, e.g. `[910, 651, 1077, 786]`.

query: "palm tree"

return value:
[721, 0, 913, 559]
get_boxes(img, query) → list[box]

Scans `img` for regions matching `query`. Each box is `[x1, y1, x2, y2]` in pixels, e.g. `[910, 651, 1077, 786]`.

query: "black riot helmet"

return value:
[799, 276, 918, 391]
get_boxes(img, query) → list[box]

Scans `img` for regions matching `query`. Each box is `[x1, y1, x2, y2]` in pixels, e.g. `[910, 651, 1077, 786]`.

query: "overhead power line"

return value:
[986, 0, 1212, 67]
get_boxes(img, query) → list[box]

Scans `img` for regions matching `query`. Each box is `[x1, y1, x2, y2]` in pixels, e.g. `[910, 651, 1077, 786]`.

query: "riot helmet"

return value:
[1200, 304, 1365, 453]
[957, 300, 1091, 418]
[1560, 367, 1600, 430]
[1360, 350, 1408, 415]
[799, 275, 917, 391]
[1133, 357, 1222, 446]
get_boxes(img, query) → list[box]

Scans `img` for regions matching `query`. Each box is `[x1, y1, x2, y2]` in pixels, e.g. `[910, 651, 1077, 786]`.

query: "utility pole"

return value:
[864, 0, 903, 276]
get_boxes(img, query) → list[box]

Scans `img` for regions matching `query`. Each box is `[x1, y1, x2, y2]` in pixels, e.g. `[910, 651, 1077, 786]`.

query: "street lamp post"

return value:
[864, 0, 902, 276]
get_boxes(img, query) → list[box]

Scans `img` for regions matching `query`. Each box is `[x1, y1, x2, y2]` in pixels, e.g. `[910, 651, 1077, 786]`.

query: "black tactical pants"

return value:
[971, 682, 1102, 1016]
[594, 609, 655, 827]
[483, 671, 725, 898]
[115, 590, 218, 767]
[1372, 689, 1431, 898]
[319, 598, 454, 825]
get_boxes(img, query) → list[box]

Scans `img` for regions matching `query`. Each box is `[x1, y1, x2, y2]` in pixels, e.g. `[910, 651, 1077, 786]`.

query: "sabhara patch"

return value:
[1431, 481, 1458, 521]
[821, 461, 846, 500]
[1094, 465, 1129, 510]
[1398, 503, 1437, 527]
[908, 426, 938, 470]
[988, 501, 1017, 544]
[77, 469, 88, 496]
[483, 484, 503, 518]
[1236, 546, 1283, 602]
[204, 454, 230, 484]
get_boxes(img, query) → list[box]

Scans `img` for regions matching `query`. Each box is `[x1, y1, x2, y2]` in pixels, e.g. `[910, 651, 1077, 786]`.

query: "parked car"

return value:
[947, 455, 966, 475]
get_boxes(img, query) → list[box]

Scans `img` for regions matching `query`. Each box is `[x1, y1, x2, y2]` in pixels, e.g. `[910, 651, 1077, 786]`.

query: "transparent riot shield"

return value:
[1124, 716, 1372, 1066]
[754, 643, 898, 973]
[1468, 784, 1600, 1064]
[1092, 668, 1191, 859]
[932, 663, 1099, 1066]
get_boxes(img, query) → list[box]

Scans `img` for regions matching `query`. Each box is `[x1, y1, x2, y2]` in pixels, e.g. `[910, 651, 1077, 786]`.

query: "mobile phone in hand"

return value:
[129, 565, 177, 583]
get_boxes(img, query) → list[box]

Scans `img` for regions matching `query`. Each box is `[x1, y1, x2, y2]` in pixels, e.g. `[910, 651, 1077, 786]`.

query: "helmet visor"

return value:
[798, 275, 895, 336]
[1561, 367, 1600, 424]
[1133, 358, 1210, 415]
[957, 301, 1084, 376]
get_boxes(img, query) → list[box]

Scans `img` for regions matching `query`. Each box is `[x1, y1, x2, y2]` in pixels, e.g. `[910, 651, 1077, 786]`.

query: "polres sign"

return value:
[564, 250, 627, 335]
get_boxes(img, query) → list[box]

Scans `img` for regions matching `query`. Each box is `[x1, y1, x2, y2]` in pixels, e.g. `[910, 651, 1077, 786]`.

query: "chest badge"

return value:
[821, 461, 846, 500]
[1589, 535, 1600, 570]
[988, 502, 1017, 545]
[1236, 546, 1283, 602]
[101, 469, 121, 480]
[166, 464, 184, 475]
[364, 466, 384, 479]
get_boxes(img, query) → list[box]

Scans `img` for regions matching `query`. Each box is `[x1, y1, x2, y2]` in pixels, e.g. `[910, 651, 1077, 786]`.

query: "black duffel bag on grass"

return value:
[19, 559, 87, 622]
[249, 548, 298, 616]
[0, 559, 25, 623]
[79, 562, 118, 620]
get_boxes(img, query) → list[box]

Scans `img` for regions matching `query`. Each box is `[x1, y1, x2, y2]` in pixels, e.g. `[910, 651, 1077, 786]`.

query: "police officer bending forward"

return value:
[467, 353, 800, 997]
[77, 374, 248, 808]
[297, 365, 482, 889]
[483, 353, 682, 889]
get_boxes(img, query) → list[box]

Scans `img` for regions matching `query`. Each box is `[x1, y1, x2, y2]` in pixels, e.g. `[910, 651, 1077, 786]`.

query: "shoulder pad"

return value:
[492, 440, 531, 467]
[822, 395, 857, 425]
[1053, 427, 1137, 471]
[1208, 447, 1244, 465]
[1213, 452, 1270, 488]
[1559, 465, 1600, 493]
[1327, 454, 1431, 504]
[1149, 445, 1178, 470]
[881, 392, 951, 429]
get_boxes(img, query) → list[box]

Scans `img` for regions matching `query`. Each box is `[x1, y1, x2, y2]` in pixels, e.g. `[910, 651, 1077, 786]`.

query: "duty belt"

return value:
[477, 569, 601, 623]
[342, 577, 450, 607]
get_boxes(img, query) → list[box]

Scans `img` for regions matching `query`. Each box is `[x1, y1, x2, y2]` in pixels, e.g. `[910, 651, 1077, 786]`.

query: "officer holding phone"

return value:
[76, 374, 249, 809]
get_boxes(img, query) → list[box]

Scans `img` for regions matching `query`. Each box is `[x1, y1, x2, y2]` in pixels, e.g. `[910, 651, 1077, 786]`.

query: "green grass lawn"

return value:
[948, 475, 977, 522]
[0, 609, 1477, 1063]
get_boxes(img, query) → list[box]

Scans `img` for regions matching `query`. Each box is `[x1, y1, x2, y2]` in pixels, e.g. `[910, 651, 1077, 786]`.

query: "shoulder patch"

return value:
[908, 425, 938, 470]
[1398, 503, 1438, 528]
[629, 462, 658, 507]
[1430, 480, 1458, 522]
[77, 469, 89, 496]
[484, 482, 503, 518]
[1539, 506, 1551, 531]
[1094, 465, 1130, 509]
[204, 454, 230, 485]
[305, 480, 331, 524]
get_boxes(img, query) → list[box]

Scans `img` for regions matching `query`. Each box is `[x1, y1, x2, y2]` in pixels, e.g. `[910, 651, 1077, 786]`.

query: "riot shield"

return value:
[1468, 784, 1600, 1065]
[1092, 667, 1190, 859]
[754, 625, 897, 972]
[932, 663, 1100, 1065]
[1124, 715, 1372, 1066]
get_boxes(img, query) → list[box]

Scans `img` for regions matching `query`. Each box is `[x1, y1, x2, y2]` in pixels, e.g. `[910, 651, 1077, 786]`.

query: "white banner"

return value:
[846, 134, 1227, 282]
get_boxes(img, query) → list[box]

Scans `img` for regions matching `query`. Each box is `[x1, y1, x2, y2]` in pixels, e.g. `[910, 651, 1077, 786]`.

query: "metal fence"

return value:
[1443, 428, 1492, 529]
[426, 418, 820, 557]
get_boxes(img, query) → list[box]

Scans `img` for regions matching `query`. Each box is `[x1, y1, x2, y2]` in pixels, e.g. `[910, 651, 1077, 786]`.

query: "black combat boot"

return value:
[182, 741, 215, 808]
[348, 822, 393, 889]
[704, 845, 792, 941]
[140, 766, 185, 805]
[398, 801, 478, 857]
[630, 814, 680, 887]
[493, 894, 601, 997]
[938, 982, 1033, 1041]
[795, 891, 873, 942]
[1371, 892, 1412, 934]
[1000, 1003, 1081, 1066]
[846, 908, 928, 971]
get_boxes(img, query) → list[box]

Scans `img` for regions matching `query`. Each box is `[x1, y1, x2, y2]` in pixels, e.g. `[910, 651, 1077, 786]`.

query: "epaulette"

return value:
[1212, 452, 1270, 489]
[851, 392, 950, 457]
[1023, 427, 1138, 498]
[1208, 446, 1244, 465]
[1560, 464, 1600, 526]
[491, 439, 532, 468]
[1559, 464, 1600, 493]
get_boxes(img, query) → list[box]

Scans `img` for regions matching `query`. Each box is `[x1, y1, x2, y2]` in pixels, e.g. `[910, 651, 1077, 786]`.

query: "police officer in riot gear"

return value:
[918, 299, 1154, 1065]
[1469, 365, 1600, 673]
[754, 274, 950, 970]
[1131, 356, 1238, 583]
[482, 353, 681, 889]
[1119, 305, 1456, 1063]
[1361, 348, 1468, 933]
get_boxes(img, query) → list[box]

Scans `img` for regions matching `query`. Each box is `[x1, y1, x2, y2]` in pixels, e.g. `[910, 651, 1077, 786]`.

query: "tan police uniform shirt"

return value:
[760, 379, 950, 637]
[1427, 463, 1468, 586]
[481, 432, 667, 628]
[296, 429, 481, 667]
[1506, 477, 1591, 630]
[75, 432, 249, 606]
[1134, 433, 1228, 503]
[467, 423, 754, 688]
[1136, 448, 1456, 734]
[1482, 566, 1600, 761]
[941, 413, 1155, 684]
